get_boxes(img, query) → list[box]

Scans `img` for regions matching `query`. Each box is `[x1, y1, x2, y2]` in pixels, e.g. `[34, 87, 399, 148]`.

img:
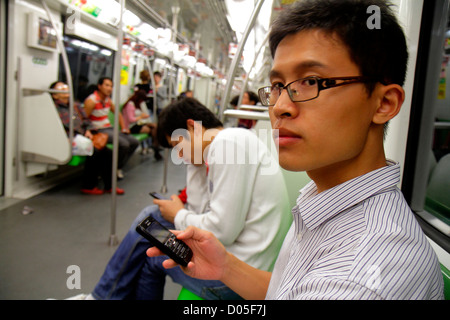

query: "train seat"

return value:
[67, 113, 149, 166]
[177, 266, 450, 300]
[425, 154, 450, 222]
[107, 110, 150, 145]
[177, 287, 204, 300]
[442, 264, 450, 300]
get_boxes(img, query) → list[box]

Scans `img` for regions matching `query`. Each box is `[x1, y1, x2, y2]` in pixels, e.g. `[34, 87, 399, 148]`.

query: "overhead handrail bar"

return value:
[132, 0, 190, 44]
[22, 88, 74, 96]
[238, 105, 268, 112]
[219, 0, 265, 122]
[435, 121, 450, 129]
[223, 109, 269, 121]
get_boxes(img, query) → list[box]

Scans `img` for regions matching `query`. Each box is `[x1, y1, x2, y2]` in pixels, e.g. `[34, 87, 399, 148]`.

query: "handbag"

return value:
[91, 132, 108, 150]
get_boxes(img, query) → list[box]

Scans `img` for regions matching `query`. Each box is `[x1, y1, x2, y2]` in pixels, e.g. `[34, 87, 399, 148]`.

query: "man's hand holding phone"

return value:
[146, 226, 230, 281]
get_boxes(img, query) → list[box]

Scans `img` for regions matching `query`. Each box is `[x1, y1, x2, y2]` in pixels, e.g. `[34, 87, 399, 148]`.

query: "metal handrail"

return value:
[238, 105, 268, 112]
[223, 109, 269, 121]
[108, 0, 126, 246]
[219, 0, 265, 121]
[41, 0, 74, 148]
[237, 33, 269, 107]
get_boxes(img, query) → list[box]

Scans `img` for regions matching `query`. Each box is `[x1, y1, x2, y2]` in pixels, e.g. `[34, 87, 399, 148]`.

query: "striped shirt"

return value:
[86, 91, 112, 129]
[266, 161, 444, 300]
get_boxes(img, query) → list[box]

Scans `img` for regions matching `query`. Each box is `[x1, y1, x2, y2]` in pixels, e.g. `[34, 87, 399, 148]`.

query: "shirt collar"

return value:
[94, 90, 108, 102]
[293, 160, 401, 231]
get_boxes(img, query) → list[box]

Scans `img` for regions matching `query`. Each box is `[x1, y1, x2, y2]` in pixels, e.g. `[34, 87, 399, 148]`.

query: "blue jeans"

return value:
[92, 205, 242, 300]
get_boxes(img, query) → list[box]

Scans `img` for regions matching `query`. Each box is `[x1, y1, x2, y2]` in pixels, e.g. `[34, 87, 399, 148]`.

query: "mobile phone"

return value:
[149, 192, 169, 200]
[136, 216, 192, 267]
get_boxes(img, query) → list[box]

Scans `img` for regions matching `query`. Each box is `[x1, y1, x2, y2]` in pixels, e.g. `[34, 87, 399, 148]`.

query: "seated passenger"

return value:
[122, 90, 161, 160]
[148, 0, 444, 300]
[83, 77, 139, 179]
[69, 98, 291, 300]
[238, 91, 260, 129]
[49, 81, 124, 195]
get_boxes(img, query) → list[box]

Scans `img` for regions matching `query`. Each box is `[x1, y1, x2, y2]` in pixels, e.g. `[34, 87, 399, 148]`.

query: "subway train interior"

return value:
[0, 0, 449, 301]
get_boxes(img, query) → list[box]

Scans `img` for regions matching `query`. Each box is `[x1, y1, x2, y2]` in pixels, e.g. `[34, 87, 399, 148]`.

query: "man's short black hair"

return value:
[97, 76, 112, 86]
[157, 98, 223, 148]
[269, 0, 408, 92]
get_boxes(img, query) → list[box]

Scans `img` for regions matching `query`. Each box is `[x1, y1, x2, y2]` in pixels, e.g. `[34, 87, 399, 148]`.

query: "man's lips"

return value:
[273, 128, 302, 146]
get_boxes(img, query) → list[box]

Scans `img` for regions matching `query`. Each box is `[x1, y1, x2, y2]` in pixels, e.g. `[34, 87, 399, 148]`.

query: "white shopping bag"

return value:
[72, 134, 94, 156]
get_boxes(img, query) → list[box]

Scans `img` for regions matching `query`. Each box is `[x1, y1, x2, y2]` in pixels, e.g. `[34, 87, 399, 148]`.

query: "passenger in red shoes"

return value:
[50, 81, 121, 196]
[81, 187, 104, 195]
[106, 187, 125, 195]
[81, 187, 125, 195]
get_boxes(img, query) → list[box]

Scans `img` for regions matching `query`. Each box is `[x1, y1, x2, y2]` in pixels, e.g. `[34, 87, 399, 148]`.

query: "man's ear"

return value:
[186, 119, 195, 131]
[186, 119, 203, 136]
[372, 84, 405, 125]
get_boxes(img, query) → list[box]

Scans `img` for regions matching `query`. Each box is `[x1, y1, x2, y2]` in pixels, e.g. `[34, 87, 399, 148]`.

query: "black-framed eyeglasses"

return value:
[258, 76, 377, 106]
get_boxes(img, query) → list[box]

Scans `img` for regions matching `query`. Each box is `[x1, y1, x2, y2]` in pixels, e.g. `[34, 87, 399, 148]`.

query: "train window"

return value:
[404, 1, 450, 252]
[58, 35, 114, 103]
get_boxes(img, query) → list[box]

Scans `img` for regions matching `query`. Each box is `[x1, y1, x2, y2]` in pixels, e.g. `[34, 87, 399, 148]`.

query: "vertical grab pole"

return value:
[144, 56, 157, 119]
[237, 33, 269, 106]
[108, 0, 126, 246]
[160, 5, 180, 194]
[218, 0, 265, 122]
[41, 0, 74, 151]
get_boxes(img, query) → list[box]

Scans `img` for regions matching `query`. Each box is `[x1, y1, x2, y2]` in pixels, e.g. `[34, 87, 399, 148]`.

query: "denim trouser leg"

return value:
[92, 205, 242, 300]
[135, 257, 243, 300]
[92, 205, 163, 300]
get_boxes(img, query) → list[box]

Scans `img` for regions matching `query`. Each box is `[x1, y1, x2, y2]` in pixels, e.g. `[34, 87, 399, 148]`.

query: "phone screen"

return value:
[145, 220, 171, 243]
[149, 192, 168, 200]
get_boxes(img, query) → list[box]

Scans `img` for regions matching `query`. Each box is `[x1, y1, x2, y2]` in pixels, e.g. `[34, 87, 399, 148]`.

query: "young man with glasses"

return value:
[148, 0, 444, 299]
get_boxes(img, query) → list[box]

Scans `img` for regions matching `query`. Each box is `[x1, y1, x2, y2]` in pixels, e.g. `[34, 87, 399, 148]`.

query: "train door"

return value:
[402, 0, 450, 263]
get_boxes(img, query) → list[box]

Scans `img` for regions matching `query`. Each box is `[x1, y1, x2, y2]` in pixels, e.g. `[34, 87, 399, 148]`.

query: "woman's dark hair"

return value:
[246, 91, 260, 104]
[157, 98, 223, 148]
[269, 0, 408, 92]
[124, 90, 147, 110]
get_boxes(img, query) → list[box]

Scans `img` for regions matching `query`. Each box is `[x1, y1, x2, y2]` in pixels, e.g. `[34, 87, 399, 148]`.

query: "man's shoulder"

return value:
[84, 93, 97, 104]
[350, 189, 443, 299]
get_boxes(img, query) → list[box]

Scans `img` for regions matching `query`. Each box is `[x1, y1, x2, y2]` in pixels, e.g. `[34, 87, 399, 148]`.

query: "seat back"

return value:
[425, 154, 450, 222]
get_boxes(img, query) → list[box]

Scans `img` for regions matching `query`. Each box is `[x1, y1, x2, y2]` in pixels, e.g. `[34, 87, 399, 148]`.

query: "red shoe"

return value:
[81, 187, 104, 195]
[106, 187, 125, 195]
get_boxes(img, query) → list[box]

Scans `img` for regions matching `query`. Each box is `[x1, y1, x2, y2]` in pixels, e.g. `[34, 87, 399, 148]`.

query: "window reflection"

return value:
[423, 22, 450, 234]
[58, 36, 114, 103]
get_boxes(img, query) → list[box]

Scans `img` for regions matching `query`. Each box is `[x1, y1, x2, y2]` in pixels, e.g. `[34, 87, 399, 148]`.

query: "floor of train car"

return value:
[0, 148, 187, 300]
